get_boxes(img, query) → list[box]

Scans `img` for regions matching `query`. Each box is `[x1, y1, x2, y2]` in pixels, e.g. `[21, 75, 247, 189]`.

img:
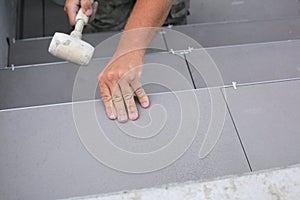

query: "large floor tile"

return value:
[0, 52, 192, 110]
[224, 80, 300, 170]
[9, 31, 166, 66]
[185, 40, 300, 88]
[9, 32, 117, 66]
[187, 0, 300, 24]
[0, 88, 250, 200]
[164, 17, 300, 50]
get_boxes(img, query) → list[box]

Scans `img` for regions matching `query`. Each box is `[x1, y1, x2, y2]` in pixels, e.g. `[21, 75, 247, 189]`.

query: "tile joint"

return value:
[220, 88, 253, 172]
[169, 46, 194, 55]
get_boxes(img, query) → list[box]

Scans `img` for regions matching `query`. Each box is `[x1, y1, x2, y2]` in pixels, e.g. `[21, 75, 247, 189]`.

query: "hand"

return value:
[98, 51, 150, 122]
[64, 0, 98, 25]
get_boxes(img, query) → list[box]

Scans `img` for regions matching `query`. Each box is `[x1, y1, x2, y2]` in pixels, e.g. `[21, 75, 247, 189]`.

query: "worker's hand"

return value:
[98, 51, 150, 122]
[64, 0, 98, 25]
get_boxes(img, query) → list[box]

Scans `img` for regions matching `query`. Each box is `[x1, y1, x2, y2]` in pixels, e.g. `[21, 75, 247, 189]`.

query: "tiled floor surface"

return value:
[2, 0, 300, 199]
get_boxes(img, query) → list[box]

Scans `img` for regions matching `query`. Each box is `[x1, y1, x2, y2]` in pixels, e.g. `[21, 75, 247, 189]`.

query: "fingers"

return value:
[64, 0, 80, 25]
[89, 2, 98, 22]
[81, 0, 93, 15]
[98, 53, 147, 122]
[131, 80, 150, 108]
[99, 75, 141, 122]
[110, 83, 128, 123]
[99, 82, 117, 120]
[119, 79, 139, 121]
[64, 0, 98, 25]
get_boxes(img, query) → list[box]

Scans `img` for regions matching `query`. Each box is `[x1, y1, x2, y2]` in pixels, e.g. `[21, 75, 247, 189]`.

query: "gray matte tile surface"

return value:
[187, 0, 300, 24]
[165, 17, 300, 50]
[224, 80, 300, 170]
[9, 31, 166, 66]
[0, 52, 192, 110]
[0, 89, 250, 200]
[9, 32, 117, 66]
[185, 40, 300, 88]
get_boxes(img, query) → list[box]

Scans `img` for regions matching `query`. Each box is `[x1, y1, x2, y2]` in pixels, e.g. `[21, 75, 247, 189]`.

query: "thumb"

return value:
[81, 0, 93, 16]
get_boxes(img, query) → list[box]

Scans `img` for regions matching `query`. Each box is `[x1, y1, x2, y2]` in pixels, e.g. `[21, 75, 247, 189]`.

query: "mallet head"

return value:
[48, 32, 94, 65]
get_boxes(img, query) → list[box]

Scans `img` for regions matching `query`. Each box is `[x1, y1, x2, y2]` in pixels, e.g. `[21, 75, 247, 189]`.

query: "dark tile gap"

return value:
[183, 54, 196, 89]
[161, 31, 170, 51]
[6, 38, 10, 68]
[220, 88, 253, 172]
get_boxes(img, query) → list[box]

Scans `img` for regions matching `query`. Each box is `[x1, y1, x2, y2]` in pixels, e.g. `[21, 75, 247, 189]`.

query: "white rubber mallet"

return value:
[48, 2, 94, 65]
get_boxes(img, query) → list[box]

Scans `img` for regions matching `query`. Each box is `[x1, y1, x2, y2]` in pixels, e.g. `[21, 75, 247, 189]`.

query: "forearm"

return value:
[115, 0, 174, 56]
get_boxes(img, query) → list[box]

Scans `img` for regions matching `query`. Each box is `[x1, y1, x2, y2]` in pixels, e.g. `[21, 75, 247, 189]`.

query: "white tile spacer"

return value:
[232, 81, 237, 89]
[12, 38, 16, 44]
[168, 24, 173, 29]
[187, 46, 194, 53]
[11, 64, 15, 71]
[170, 49, 175, 54]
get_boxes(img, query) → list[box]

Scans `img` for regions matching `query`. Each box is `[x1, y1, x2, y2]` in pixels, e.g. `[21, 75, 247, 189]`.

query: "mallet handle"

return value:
[70, 0, 94, 39]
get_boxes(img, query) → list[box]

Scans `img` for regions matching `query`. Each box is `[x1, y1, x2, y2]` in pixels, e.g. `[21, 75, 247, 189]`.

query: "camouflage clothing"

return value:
[85, 0, 190, 32]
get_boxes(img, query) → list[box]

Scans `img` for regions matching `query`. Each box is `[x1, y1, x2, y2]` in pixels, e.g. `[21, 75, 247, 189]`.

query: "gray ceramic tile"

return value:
[224, 80, 300, 170]
[22, 0, 43, 38]
[9, 32, 116, 66]
[164, 17, 300, 50]
[0, 88, 250, 200]
[9, 31, 166, 66]
[0, 52, 191, 110]
[92, 30, 167, 59]
[185, 40, 300, 88]
[44, 0, 71, 37]
[187, 0, 300, 24]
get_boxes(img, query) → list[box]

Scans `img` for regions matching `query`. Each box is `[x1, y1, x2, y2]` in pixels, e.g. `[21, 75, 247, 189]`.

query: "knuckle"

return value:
[125, 72, 136, 82]
[135, 86, 145, 97]
[123, 93, 133, 101]
[107, 72, 115, 81]
[118, 71, 125, 79]
[112, 95, 123, 103]
[99, 86, 106, 94]
[101, 95, 112, 103]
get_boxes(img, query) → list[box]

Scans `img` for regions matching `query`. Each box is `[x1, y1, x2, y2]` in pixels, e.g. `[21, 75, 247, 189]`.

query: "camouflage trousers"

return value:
[85, 0, 190, 32]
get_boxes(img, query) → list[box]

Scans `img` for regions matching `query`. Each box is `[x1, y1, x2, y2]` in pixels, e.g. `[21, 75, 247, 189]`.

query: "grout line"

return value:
[0, 88, 198, 113]
[182, 15, 300, 28]
[6, 38, 11, 67]
[161, 32, 169, 51]
[232, 77, 300, 89]
[183, 54, 196, 89]
[220, 88, 253, 172]
[198, 39, 299, 51]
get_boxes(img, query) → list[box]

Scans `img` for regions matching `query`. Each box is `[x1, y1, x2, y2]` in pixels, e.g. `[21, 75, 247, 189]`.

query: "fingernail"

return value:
[85, 9, 92, 16]
[129, 112, 138, 121]
[142, 101, 149, 108]
[108, 112, 116, 120]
